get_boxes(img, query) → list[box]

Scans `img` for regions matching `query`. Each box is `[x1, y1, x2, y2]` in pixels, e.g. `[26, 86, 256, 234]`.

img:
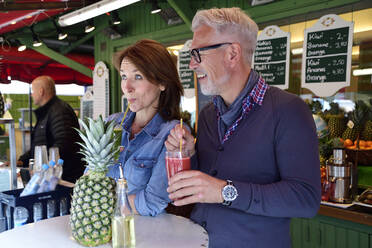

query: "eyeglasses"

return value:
[190, 42, 232, 63]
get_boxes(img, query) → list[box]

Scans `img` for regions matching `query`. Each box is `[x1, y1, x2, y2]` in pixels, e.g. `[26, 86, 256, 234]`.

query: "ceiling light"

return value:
[85, 24, 95, 33]
[151, 1, 161, 14]
[58, 33, 68, 40]
[58, 0, 140, 26]
[33, 38, 42, 47]
[52, 19, 68, 40]
[353, 68, 372, 76]
[31, 26, 42, 47]
[17, 40, 26, 52]
[111, 11, 122, 25]
[18, 44, 26, 52]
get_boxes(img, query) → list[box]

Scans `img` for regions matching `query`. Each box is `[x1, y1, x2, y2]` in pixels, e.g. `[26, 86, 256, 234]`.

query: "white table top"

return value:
[0, 214, 209, 248]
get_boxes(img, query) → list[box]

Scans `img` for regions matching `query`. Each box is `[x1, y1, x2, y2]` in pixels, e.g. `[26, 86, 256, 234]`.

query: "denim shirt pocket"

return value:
[128, 157, 156, 187]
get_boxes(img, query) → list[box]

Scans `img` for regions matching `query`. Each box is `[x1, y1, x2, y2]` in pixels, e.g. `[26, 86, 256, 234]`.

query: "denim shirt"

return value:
[106, 111, 178, 216]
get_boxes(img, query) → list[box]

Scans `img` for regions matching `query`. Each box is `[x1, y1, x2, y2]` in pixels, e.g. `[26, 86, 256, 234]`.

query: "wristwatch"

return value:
[222, 180, 238, 206]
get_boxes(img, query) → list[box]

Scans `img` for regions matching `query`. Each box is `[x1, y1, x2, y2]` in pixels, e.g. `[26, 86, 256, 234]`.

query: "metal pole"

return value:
[29, 84, 32, 148]
[8, 121, 17, 189]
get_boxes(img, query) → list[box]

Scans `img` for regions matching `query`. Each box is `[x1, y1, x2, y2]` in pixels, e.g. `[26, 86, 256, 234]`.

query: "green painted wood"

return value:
[247, 0, 360, 24]
[322, 223, 336, 248]
[167, 0, 194, 28]
[290, 218, 302, 248]
[112, 24, 191, 50]
[18, 36, 92, 78]
[60, 22, 109, 55]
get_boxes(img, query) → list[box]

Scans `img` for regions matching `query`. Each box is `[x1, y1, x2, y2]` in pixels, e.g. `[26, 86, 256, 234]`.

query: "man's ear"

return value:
[226, 43, 242, 67]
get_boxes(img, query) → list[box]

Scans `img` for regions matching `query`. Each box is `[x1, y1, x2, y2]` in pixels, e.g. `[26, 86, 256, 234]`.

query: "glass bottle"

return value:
[112, 178, 135, 248]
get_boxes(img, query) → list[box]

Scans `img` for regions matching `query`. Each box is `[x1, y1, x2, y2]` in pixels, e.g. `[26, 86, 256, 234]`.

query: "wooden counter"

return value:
[318, 204, 372, 226]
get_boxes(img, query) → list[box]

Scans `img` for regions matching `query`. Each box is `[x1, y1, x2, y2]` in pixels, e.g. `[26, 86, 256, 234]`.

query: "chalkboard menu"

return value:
[301, 14, 353, 97]
[178, 40, 195, 90]
[253, 26, 290, 89]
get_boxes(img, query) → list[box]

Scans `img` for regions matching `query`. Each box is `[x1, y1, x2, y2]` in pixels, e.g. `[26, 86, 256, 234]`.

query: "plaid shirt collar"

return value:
[213, 75, 269, 144]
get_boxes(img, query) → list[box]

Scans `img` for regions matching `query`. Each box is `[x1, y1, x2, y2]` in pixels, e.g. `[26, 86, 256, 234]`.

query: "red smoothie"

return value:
[165, 157, 191, 181]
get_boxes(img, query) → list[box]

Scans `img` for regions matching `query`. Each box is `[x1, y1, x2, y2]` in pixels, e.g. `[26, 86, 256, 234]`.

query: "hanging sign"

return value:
[301, 14, 354, 97]
[253, 25, 290, 90]
[93, 61, 109, 119]
[178, 40, 195, 98]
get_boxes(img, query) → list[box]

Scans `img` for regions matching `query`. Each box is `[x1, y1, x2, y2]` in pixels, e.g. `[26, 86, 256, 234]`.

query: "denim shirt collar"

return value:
[122, 111, 165, 138]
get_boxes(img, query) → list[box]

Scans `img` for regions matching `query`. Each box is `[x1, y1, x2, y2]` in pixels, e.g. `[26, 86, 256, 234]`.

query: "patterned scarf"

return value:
[213, 76, 269, 144]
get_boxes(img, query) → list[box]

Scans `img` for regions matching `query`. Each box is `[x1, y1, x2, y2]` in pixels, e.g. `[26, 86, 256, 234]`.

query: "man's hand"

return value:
[165, 124, 195, 154]
[167, 170, 227, 206]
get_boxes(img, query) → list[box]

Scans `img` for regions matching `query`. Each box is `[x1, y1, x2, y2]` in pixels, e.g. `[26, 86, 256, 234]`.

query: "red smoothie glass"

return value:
[165, 151, 191, 181]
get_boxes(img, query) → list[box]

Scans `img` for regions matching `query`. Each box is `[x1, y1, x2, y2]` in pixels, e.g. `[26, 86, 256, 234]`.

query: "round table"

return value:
[0, 214, 209, 248]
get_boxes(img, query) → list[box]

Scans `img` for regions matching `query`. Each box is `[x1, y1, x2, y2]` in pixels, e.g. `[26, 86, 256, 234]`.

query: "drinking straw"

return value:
[120, 103, 130, 126]
[180, 118, 183, 152]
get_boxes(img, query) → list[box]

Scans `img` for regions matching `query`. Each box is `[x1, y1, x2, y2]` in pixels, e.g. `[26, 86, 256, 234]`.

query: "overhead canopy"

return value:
[0, 47, 94, 85]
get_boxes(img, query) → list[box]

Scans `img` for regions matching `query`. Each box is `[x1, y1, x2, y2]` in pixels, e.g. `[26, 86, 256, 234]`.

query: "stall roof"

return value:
[0, 47, 94, 85]
[0, 0, 98, 85]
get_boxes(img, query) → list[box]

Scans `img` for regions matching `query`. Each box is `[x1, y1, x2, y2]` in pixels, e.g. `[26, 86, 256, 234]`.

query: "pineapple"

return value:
[327, 102, 346, 138]
[342, 100, 369, 141]
[361, 99, 372, 141]
[70, 116, 119, 247]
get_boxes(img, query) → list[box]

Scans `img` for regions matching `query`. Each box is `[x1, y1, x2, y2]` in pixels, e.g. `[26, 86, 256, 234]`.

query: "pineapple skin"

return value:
[361, 120, 372, 141]
[70, 172, 116, 247]
[342, 125, 361, 141]
[328, 116, 346, 138]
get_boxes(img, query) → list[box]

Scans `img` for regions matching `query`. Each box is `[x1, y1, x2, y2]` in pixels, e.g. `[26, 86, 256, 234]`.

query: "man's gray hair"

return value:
[191, 7, 258, 65]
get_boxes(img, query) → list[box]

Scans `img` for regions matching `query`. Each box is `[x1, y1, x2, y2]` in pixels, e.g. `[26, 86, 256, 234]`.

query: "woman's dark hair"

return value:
[114, 39, 183, 121]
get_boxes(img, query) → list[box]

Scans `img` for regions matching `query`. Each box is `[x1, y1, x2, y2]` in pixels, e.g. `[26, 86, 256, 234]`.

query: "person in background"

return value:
[18, 75, 84, 183]
[165, 7, 321, 248]
[107, 39, 183, 216]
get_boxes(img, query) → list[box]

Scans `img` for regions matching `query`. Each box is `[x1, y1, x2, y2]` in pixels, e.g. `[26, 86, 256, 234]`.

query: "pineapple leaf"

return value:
[78, 118, 90, 133]
[88, 118, 101, 142]
[99, 133, 110, 149]
[97, 115, 105, 136]
[85, 129, 101, 154]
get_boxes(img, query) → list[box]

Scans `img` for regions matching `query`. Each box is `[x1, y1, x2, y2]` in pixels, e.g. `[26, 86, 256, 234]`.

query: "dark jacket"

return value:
[19, 96, 84, 183]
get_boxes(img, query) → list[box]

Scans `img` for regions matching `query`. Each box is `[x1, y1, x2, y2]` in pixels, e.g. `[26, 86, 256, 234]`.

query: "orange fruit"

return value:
[359, 140, 367, 147]
[367, 141, 372, 147]
[344, 139, 353, 147]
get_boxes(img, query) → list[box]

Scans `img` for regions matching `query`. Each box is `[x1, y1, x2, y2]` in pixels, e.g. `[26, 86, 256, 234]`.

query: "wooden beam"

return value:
[19, 36, 92, 78]
[166, 0, 193, 28]
[60, 23, 108, 55]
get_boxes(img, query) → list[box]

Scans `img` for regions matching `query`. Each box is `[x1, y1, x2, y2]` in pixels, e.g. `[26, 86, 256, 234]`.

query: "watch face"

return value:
[223, 185, 238, 201]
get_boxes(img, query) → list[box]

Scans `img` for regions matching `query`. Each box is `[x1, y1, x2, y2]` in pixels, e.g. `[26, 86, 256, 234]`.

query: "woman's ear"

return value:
[159, 84, 166, 91]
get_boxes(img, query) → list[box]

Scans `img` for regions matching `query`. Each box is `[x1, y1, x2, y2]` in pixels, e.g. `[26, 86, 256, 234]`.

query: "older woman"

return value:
[107, 39, 183, 216]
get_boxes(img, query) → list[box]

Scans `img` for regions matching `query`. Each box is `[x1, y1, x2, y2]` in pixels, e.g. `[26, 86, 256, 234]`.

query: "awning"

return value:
[0, 47, 94, 85]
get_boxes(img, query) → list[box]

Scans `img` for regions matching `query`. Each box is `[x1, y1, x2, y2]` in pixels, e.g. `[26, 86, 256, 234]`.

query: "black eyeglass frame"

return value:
[190, 42, 232, 63]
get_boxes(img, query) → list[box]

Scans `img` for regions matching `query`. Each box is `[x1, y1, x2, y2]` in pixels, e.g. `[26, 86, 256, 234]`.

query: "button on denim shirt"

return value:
[106, 111, 178, 216]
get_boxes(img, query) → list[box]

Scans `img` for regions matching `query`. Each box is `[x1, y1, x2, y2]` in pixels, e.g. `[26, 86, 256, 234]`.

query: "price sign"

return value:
[253, 25, 290, 89]
[177, 40, 195, 99]
[301, 14, 354, 97]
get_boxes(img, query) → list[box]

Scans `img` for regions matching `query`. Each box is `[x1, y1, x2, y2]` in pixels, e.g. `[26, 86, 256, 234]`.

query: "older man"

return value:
[19, 75, 84, 183]
[165, 7, 321, 248]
